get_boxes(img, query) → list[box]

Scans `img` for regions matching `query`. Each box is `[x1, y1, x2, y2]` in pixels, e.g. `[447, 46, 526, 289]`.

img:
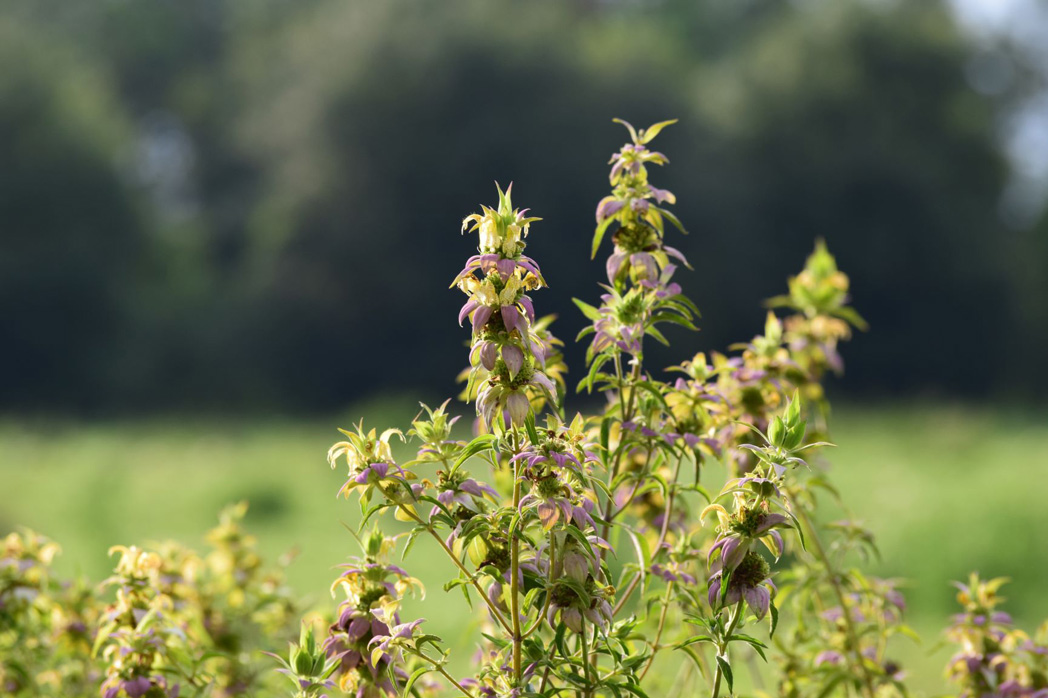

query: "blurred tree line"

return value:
[1, 0, 1045, 414]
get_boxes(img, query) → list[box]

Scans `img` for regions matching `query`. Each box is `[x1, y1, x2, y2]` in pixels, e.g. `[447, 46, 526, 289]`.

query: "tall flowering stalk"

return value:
[456, 184, 556, 429]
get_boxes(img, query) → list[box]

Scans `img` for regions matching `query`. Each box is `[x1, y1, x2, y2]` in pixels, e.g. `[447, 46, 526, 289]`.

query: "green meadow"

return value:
[3, 400, 1046, 694]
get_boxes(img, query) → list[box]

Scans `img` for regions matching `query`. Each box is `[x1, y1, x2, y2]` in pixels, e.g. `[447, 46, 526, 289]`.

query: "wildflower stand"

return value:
[5, 119, 1045, 698]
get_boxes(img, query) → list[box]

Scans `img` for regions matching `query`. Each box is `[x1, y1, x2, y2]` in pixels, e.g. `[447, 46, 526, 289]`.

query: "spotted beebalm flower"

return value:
[766, 241, 866, 382]
[97, 546, 187, 698]
[457, 185, 558, 432]
[367, 611, 426, 662]
[518, 478, 596, 532]
[512, 415, 599, 530]
[475, 365, 556, 429]
[814, 650, 844, 667]
[431, 471, 498, 522]
[588, 286, 649, 357]
[328, 424, 418, 507]
[591, 120, 689, 294]
[453, 253, 544, 298]
[703, 501, 790, 575]
[481, 549, 544, 623]
[321, 533, 423, 698]
[329, 424, 403, 471]
[100, 672, 180, 698]
[604, 119, 676, 185]
[545, 577, 614, 635]
[461, 182, 541, 258]
[536, 534, 614, 635]
[707, 550, 776, 620]
[458, 272, 534, 337]
[459, 318, 564, 430]
[469, 337, 539, 380]
[0, 529, 61, 617]
[651, 560, 697, 585]
[605, 237, 690, 288]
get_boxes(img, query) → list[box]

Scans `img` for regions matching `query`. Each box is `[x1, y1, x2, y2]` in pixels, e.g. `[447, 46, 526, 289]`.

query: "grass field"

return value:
[2, 399, 1046, 694]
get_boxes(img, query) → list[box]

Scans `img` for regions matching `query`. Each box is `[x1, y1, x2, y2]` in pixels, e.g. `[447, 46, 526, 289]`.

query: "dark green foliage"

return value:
[0, 0, 1041, 412]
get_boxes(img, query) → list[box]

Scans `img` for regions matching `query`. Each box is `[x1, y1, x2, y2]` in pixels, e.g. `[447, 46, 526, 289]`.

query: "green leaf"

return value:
[600, 417, 613, 462]
[578, 354, 610, 394]
[524, 413, 540, 447]
[716, 654, 733, 694]
[650, 312, 697, 331]
[91, 620, 118, 657]
[573, 297, 603, 322]
[402, 666, 430, 697]
[673, 634, 714, 649]
[658, 207, 688, 235]
[638, 119, 678, 144]
[646, 325, 670, 346]
[624, 528, 649, 599]
[833, 305, 869, 331]
[729, 633, 768, 661]
[785, 392, 801, 423]
[769, 600, 779, 638]
[592, 216, 616, 259]
[632, 380, 669, 410]
[453, 434, 496, 471]
[680, 645, 709, 679]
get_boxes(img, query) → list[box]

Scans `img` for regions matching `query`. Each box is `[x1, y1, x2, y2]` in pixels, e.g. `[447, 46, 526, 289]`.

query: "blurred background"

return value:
[2, 0, 1047, 691]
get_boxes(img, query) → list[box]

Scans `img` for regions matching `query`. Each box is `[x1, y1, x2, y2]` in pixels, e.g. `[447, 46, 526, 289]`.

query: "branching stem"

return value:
[793, 502, 876, 698]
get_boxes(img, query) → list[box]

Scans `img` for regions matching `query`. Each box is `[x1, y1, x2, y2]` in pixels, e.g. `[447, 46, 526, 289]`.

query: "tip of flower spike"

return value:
[612, 117, 678, 145]
[495, 181, 513, 213]
[637, 119, 678, 144]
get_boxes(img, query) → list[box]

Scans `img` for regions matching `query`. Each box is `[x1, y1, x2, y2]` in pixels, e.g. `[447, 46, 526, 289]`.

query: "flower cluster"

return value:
[773, 563, 912, 698]
[945, 575, 1048, 698]
[320, 530, 425, 697]
[93, 504, 301, 698]
[768, 239, 868, 389]
[1, 530, 97, 695]
[594, 119, 689, 289]
[0, 504, 299, 698]
[456, 184, 557, 430]
[96, 545, 184, 698]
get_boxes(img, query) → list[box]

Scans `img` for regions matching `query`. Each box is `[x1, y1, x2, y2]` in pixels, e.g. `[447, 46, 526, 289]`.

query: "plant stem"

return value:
[538, 662, 553, 693]
[612, 454, 684, 615]
[793, 502, 876, 698]
[710, 601, 743, 698]
[581, 618, 593, 698]
[523, 533, 555, 638]
[511, 454, 523, 685]
[598, 358, 643, 559]
[398, 505, 513, 635]
[638, 582, 674, 681]
[415, 650, 476, 698]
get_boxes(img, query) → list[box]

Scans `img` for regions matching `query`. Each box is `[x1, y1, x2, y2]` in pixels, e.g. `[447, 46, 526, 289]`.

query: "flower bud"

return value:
[562, 607, 583, 633]
[563, 551, 589, 584]
[467, 537, 490, 568]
